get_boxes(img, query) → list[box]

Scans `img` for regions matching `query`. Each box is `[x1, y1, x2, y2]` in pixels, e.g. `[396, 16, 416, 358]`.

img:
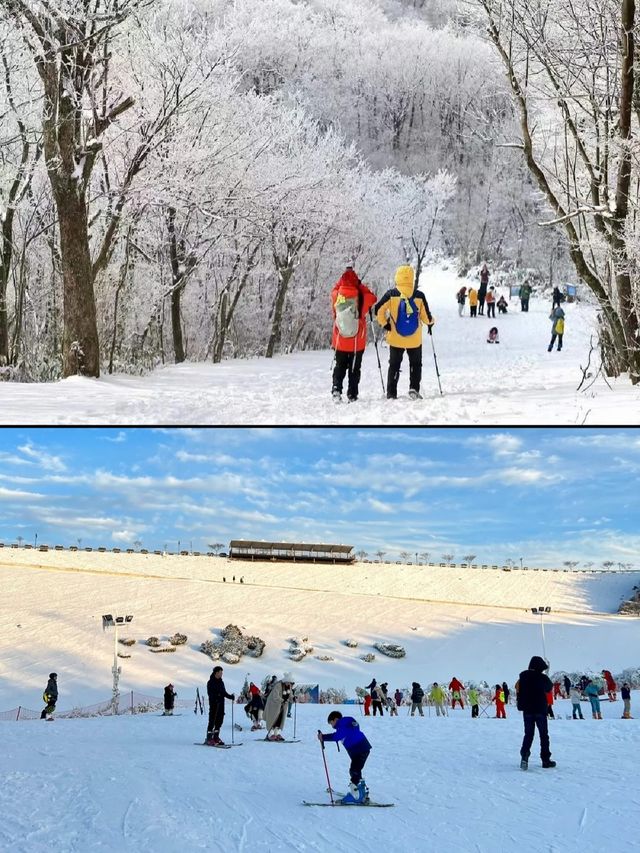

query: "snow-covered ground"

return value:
[2, 702, 638, 853]
[1, 264, 638, 424]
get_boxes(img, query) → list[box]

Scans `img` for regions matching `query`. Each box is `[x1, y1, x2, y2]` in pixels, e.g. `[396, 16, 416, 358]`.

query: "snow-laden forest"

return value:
[1, 0, 639, 387]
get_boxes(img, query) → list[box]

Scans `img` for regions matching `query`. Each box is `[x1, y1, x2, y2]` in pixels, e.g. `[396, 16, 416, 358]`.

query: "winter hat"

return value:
[528, 656, 549, 672]
[394, 265, 415, 291]
[282, 672, 294, 683]
[49, 673, 57, 679]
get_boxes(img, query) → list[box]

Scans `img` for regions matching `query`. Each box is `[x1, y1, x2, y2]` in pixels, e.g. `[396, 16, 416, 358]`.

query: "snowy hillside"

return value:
[2, 265, 638, 425]
[1, 549, 638, 711]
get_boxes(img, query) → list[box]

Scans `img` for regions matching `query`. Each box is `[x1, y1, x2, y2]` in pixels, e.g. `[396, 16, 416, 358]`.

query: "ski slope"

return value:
[1, 264, 638, 425]
[1, 701, 638, 853]
[2, 548, 639, 852]
[1, 549, 638, 709]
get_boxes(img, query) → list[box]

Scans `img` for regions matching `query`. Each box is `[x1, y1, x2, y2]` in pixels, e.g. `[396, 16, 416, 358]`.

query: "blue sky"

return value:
[0, 427, 637, 567]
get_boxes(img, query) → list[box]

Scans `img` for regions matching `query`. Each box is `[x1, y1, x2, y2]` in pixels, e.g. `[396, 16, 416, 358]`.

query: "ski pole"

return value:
[318, 731, 334, 805]
[368, 309, 386, 395]
[293, 696, 297, 740]
[194, 688, 199, 715]
[428, 327, 443, 395]
[231, 696, 235, 744]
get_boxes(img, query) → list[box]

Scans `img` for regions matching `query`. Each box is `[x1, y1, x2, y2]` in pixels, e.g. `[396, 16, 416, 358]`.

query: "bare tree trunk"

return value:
[54, 182, 100, 376]
[265, 264, 294, 359]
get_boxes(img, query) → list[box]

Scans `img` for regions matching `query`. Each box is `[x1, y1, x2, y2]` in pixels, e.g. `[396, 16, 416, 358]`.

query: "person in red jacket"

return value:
[553, 681, 562, 699]
[546, 689, 555, 719]
[493, 684, 506, 718]
[331, 266, 377, 402]
[449, 677, 465, 709]
[602, 669, 617, 701]
[363, 693, 372, 716]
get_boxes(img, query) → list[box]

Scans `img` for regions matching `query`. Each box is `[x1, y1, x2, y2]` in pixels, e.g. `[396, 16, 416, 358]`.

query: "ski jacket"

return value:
[331, 269, 377, 353]
[516, 657, 552, 714]
[207, 674, 234, 706]
[467, 288, 478, 306]
[375, 277, 434, 349]
[44, 676, 58, 703]
[584, 683, 600, 699]
[322, 716, 371, 753]
[550, 306, 565, 334]
[569, 688, 582, 704]
[602, 670, 616, 691]
[164, 685, 176, 707]
[429, 685, 445, 703]
[456, 288, 467, 304]
[494, 689, 505, 705]
[621, 685, 631, 701]
[411, 683, 424, 703]
[468, 688, 479, 705]
[502, 684, 510, 702]
[449, 678, 464, 693]
[365, 679, 377, 693]
[394, 690, 403, 706]
[486, 289, 495, 303]
[480, 267, 490, 287]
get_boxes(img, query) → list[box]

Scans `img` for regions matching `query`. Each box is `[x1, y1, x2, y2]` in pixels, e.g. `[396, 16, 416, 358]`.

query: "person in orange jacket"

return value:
[449, 677, 465, 709]
[363, 693, 372, 716]
[331, 265, 377, 403]
[546, 689, 555, 719]
[468, 287, 479, 317]
[493, 684, 506, 718]
[602, 669, 617, 701]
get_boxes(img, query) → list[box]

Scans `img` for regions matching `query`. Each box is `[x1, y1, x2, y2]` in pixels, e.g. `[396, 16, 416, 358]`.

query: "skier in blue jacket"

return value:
[318, 711, 372, 804]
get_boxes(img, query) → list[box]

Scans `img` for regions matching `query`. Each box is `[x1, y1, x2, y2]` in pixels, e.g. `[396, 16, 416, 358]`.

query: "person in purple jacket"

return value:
[318, 711, 372, 804]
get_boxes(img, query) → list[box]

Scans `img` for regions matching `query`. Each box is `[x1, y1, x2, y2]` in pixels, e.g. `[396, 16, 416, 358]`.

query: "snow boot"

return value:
[408, 389, 423, 400]
[597, 712, 602, 720]
[520, 757, 528, 771]
[332, 389, 342, 403]
[541, 760, 556, 769]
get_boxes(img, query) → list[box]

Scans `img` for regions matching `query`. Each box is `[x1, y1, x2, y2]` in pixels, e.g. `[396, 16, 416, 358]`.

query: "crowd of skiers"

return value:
[357, 669, 632, 722]
[330, 261, 570, 402]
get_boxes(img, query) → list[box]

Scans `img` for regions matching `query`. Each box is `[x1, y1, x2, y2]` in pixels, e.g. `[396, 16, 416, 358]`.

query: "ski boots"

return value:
[340, 784, 363, 805]
[520, 756, 528, 771]
[408, 389, 423, 400]
[332, 389, 342, 403]
[541, 760, 556, 768]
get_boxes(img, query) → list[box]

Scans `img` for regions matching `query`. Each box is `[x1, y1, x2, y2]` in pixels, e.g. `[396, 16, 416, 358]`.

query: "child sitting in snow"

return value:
[497, 295, 508, 314]
[487, 327, 499, 344]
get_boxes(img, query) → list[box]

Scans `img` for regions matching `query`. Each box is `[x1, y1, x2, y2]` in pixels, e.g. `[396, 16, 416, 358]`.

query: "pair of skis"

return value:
[303, 791, 393, 808]
[194, 741, 243, 749]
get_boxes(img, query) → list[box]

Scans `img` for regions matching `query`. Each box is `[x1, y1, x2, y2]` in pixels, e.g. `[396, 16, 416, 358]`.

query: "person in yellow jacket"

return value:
[468, 287, 478, 317]
[375, 265, 434, 400]
[429, 682, 446, 717]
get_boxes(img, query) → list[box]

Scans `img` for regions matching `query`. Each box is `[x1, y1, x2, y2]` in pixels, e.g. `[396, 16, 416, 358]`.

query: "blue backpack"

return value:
[395, 295, 419, 336]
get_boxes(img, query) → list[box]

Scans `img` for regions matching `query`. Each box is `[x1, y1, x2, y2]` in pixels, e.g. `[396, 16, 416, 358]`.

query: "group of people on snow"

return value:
[330, 260, 570, 402]
[331, 264, 434, 402]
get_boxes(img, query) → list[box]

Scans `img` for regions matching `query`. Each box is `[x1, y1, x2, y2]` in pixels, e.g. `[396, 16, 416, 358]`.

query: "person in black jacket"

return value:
[41, 672, 58, 720]
[516, 656, 556, 770]
[206, 666, 235, 745]
[410, 682, 425, 716]
[163, 683, 177, 715]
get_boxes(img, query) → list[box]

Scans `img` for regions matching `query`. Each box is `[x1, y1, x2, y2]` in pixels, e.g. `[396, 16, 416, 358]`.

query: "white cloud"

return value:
[104, 431, 127, 443]
[0, 485, 46, 500]
[17, 442, 66, 472]
[112, 529, 138, 543]
[368, 497, 395, 514]
[498, 467, 560, 486]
